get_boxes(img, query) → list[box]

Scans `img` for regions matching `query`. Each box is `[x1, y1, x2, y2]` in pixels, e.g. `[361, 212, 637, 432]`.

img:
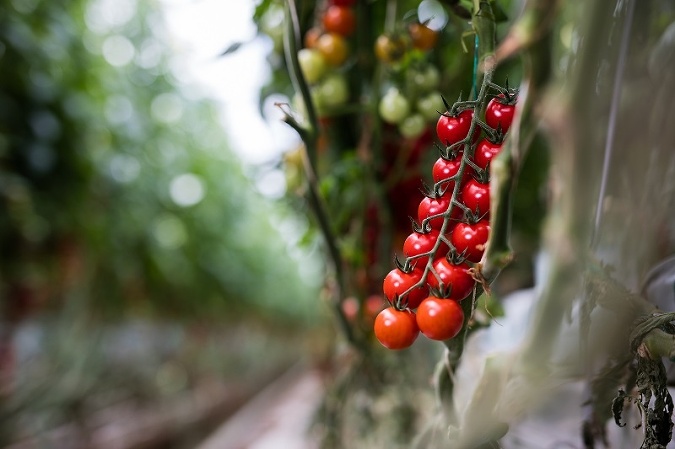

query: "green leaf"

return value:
[253, 0, 274, 22]
[488, 0, 509, 23]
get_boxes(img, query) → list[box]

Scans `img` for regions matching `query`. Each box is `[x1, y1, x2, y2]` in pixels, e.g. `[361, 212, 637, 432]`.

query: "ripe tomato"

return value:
[436, 109, 477, 147]
[416, 296, 464, 340]
[341, 296, 359, 322]
[383, 267, 428, 309]
[450, 220, 490, 263]
[364, 294, 385, 320]
[316, 32, 349, 66]
[374, 307, 419, 350]
[432, 156, 471, 192]
[461, 178, 490, 218]
[403, 230, 448, 268]
[426, 259, 474, 301]
[374, 34, 407, 63]
[418, 194, 461, 230]
[304, 27, 322, 49]
[473, 138, 503, 171]
[329, 0, 356, 6]
[408, 22, 438, 51]
[486, 95, 516, 133]
[323, 5, 356, 37]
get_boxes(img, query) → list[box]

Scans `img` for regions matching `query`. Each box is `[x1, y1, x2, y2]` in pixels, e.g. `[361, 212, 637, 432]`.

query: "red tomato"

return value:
[450, 220, 490, 263]
[426, 259, 474, 301]
[416, 296, 464, 340]
[341, 296, 359, 322]
[374, 307, 419, 350]
[383, 268, 428, 309]
[323, 5, 356, 37]
[432, 156, 470, 192]
[403, 230, 448, 268]
[417, 195, 460, 230]
[473, 138, 503, 172]
[364, 294, 385, 320]
[436, 109, 477, 147]
[461, 178, 490, 218]
[486, 95, 516, 133]
[329, 0, 356, 6]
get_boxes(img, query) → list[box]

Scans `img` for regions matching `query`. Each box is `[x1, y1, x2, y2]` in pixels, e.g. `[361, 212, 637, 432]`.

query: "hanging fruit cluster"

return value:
[374, 86, 518, 350]
[294, 0, 357, 117]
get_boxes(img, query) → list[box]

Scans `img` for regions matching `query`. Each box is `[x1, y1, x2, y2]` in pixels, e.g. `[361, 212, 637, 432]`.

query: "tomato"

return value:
[329, 0, 356, 6]
[473, 138, 503, 172]
[316, 32, 349, 66]
[383, 267, 428, 309]
[304, 27, 322, 49]
[297, 48, 326, 84]
[403, 229, 448, 268]
[485, 95, 516, 133]
[408, 65, 440, 91]
[431, 156, 471, 193]
[436, 109, 477, 147]
[426, 259, 474, 300]
[341, 296, 359, 322]
[374, 34, 407, 63]
[408, 22, 438, 51]
[399, 113, 426, 139]
[374, 307, 419, 350]
[314, 73, 349, 109]
[450, 220, 490, 263]
[379, 88, 410, 124]
[323, 5, 356, 37]
[417, 194, 460, 230]
[461, 178, 490, 218]
[364, 294, 385, 320]
[416, 296, 464, 340]
[416, 91, 445, 122]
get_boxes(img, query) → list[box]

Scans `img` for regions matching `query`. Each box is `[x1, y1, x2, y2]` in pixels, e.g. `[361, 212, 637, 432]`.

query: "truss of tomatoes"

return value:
[374, 90, 517, 350]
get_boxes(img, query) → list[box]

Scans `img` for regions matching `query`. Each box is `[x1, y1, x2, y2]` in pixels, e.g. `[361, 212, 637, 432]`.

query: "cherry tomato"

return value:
[304, 27, 322, 49]
[426, 259, 474, 300]
[416, 91, 445, 122]
[417, 194, 460, 230]
[314, 73, 349, 110]
[403, 230, 448, 268]
[341, 296, 360, 322]
[486, 95, 516, 133]
[383, 267, 428, 309]
[374, 34, 407, 63]
[379, 88, 410, 124]
[461, 178, 490, 218]
[432, 156, 471, 192]
[316, 32, 349, 66]
[473, 138, 503, 172]
[297, 48, 326, 84]
[408, 65, 440, 91]
[364, 294, 385, 320]
[436, 109, 477, 147]
[323, 5, 356, 37]
[416, 296, 464, 340]
[329, 0, 356, 6]
[374, 307, 419, 350]
[399, 113, 426, 139]
[408, 22, 438, 51]
[450, 220, 490, 263]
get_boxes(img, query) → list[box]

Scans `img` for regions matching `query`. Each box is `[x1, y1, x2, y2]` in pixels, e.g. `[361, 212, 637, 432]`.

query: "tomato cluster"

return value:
[295, 0, 358, 117]
[374, 88, 518, 350]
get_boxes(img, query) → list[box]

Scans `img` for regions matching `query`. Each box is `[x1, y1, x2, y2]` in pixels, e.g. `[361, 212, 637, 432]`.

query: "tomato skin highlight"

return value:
[323, 5, 356, 37]
[382, 268, 428, 309]
[374, 307, 419, 350]
[416, 297, 464, 340]
[450, 220, 490, 263]
[485, 96, 516, 133]
[426, 259, 474, 301]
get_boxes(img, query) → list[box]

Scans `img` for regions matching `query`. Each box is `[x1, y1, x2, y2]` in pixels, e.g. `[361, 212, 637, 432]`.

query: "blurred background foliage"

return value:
[0, 0, 327, 445]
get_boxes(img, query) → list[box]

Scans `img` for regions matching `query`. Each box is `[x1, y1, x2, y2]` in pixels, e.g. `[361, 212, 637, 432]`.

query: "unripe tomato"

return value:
[316, 32, 349, 66]
[374, 307, 419, 350]
[379, 88, 410, 124]
[314, 73, 349, 109]
[399, 113, 427, 139]
[304, 27, 322, 49]
[297, 48, 326, 84]
[323, 5, 356, 37]
[374, 34, 407, 63]
[416, 297, 464, 340]
[408, 22, 438, 51]
[408, 65, 440, 91]
[416, 91, 445, 122]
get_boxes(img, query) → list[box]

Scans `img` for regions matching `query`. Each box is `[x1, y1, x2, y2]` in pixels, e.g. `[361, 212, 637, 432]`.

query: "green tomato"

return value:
[315, 73, 349, 109]
[379, 88, 410, 124]
[298, 48, 327, 85]
[399, 113, 427, 138]
[416, 91, 445, 122]
[408, 65, 440, 92]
